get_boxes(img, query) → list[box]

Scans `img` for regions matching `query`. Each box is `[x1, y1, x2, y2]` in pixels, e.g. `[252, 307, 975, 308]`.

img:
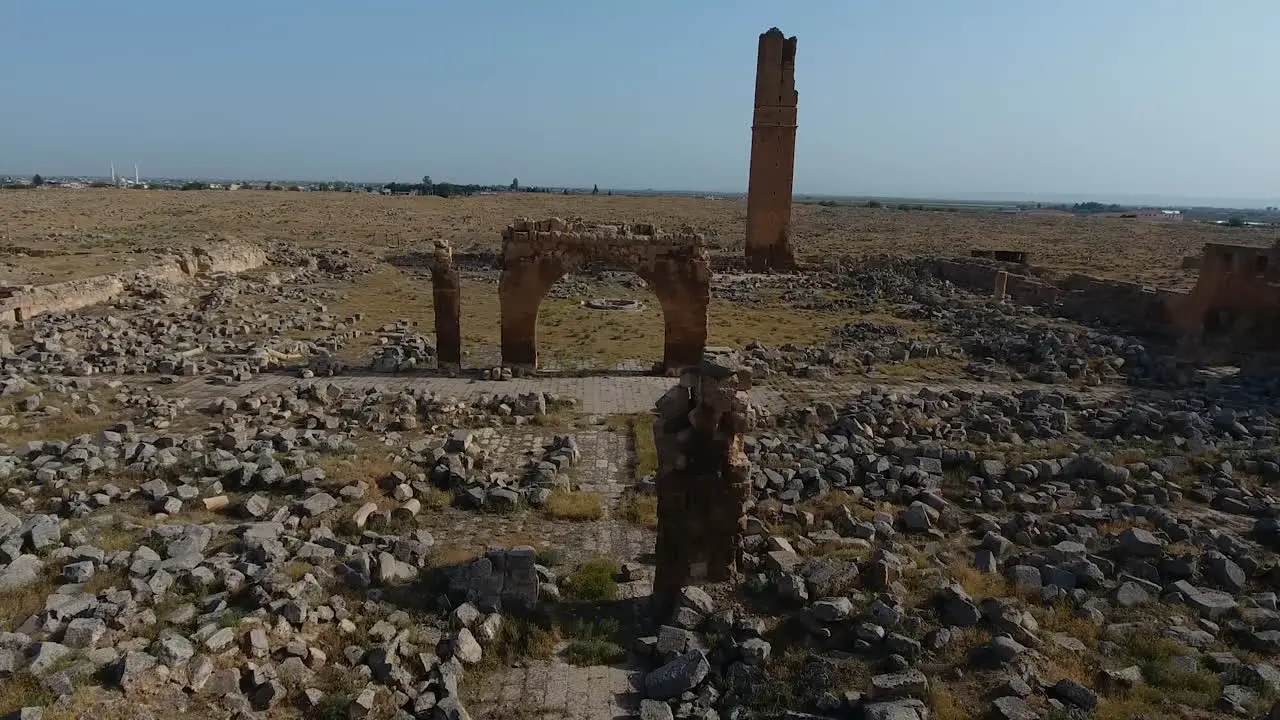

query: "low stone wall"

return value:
[1058, 274, 1183, 337]
[0, 241, 267, 324]
[929, 257, 1189, 339]
[930, 259, 1059, 306]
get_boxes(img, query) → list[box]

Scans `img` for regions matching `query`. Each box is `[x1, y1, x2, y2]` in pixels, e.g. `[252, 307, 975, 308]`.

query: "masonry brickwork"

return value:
[499, 218, 710, 373]
[745, 28, 799, 272]
[430, 240, 462, 372]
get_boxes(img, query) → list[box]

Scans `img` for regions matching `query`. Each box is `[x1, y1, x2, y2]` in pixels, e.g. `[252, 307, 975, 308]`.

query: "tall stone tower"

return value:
[745, 28, 798, 272]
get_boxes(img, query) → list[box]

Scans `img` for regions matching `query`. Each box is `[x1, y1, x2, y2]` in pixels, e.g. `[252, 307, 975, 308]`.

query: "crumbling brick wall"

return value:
[1168, 241, 1280, 358]
[499, 218, 710, 372]
[652, 354, 752, 614]
[430, 240, 461, 371]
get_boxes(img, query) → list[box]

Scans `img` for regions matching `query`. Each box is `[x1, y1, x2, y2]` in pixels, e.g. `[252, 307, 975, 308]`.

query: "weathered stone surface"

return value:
[645, 649, 710, 700]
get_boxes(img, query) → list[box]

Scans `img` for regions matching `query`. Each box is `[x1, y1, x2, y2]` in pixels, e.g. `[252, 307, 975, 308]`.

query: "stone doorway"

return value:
[499, 218, 711, 373]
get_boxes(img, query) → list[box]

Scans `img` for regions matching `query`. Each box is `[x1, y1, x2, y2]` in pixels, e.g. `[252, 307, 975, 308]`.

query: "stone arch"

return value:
[499, 218, 710, 372]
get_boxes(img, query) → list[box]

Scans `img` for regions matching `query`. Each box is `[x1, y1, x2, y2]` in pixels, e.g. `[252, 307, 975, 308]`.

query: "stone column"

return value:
[652, 353, 753, 616]
[431, 240, 461, 372]
[745, 28, 799, 273]
[994, 270, 1009, 302]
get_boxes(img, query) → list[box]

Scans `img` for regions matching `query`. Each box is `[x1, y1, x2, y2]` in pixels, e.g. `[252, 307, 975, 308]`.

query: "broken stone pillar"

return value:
[994, 270, 1009, 301]
[431, 240, 461, 372]
[652, 352, 752, 615]
[745, 28, 799, 273]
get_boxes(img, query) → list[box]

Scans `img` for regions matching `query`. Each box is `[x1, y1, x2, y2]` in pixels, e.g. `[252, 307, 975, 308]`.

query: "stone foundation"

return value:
[499, 218, 710, 372]
[652, 353, 752, 615]
[0, 241, 267, 325]
[430, 240, 462, 371]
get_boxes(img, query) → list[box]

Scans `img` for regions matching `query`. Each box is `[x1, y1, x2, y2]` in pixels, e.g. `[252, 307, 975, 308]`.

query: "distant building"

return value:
[1134, 209, 1183, 221]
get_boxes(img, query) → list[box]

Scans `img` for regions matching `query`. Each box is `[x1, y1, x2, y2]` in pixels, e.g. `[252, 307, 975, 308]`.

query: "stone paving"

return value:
[470, 659, 644, 720]
[450, 428, 652, 720]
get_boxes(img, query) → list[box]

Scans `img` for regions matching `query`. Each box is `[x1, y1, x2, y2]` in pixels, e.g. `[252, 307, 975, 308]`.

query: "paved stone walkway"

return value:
[470, 659, 644, 720]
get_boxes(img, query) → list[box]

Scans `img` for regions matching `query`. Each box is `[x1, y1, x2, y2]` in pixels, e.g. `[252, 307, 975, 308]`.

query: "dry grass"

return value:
[2, 403, 135, 446]
[429, 545, 481, 569]
[83, 567, 128, 595]
[871, 356, 969, 380]
[1032, 603, 1101, 648]
[608, 412, 657, 481]
[927, 685, 977, 720]
[94, 527, 141, 552]
[0, 576, 57, 631]
[542, 490, 604, 521]
[617, 492, 658, 529]
[0, 673, 53, 716]
[949, 561, 1012, 600]
[419, 486, 454, 511]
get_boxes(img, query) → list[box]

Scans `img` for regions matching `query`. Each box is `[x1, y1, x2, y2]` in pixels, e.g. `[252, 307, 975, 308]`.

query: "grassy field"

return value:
[2, 189, 1272, 289]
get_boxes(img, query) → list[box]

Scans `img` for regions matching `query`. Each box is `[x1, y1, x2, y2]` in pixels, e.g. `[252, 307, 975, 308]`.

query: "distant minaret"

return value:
[110, 163, 116, 185]
[134, 164, 139, 185]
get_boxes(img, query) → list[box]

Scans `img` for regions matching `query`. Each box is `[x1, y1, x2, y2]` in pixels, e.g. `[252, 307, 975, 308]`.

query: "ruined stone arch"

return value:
[499, 218, 710, 372]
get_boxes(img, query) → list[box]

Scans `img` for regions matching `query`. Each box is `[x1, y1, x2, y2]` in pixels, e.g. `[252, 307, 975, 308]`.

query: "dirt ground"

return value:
[1, 189, 1272, 288]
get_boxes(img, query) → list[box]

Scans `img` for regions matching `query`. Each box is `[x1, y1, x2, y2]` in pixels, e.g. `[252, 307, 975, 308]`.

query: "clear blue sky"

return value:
[2, 1, 1276, 202]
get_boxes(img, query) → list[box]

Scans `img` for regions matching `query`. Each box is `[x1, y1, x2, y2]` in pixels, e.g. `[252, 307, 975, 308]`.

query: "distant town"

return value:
[2, 171, 1278, 227]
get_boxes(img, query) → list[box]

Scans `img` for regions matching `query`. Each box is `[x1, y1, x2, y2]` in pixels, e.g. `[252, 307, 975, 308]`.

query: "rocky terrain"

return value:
[2, 192, 1280, 720]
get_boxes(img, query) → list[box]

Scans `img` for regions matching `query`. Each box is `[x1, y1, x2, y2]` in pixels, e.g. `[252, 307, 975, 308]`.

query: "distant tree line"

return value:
[1070, 201, 1125, 214]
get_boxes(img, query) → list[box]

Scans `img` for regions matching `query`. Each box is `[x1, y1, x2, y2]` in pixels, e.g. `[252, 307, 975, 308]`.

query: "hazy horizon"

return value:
[3, 1, 1277, 206]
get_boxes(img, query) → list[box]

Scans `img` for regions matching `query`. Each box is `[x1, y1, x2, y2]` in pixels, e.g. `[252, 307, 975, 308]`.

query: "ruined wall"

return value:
[652, 353, 752, 614]
[0, 241, 267, 325]
[745, 28, 799, 272]
[499, 218, 710, 372]
[430, 240, 462, 372]
[1058, 274, 1181, 338]
[1168, 242, 1280, 355]
[930, 259, 1059, 306]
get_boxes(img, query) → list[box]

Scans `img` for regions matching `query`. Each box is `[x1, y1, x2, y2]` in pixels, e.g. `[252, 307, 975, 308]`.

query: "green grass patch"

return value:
[565, 558, 620, 602]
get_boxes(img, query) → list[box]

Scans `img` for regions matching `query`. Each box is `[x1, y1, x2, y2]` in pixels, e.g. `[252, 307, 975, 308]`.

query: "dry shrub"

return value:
[618, 492, 657, 529]
[542, 490, 603, 521]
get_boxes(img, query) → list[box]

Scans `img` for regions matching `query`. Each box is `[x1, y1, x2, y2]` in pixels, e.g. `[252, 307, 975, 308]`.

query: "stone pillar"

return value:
[431, 240, 461, 372]
[745, 28, 798, 273]
[652, 353, 752, 616]
[994, 270, 1009, 302]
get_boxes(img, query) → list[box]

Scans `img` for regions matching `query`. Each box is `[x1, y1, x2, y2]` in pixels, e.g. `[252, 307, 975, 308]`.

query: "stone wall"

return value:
[499, 218, 711, 372]
[1058, 274, 1181, 338]
[930, 259, 1059, 307]
[652, 353, 753, 615]
[745, 28, 799, 272]
[0, 241, 267, 325]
